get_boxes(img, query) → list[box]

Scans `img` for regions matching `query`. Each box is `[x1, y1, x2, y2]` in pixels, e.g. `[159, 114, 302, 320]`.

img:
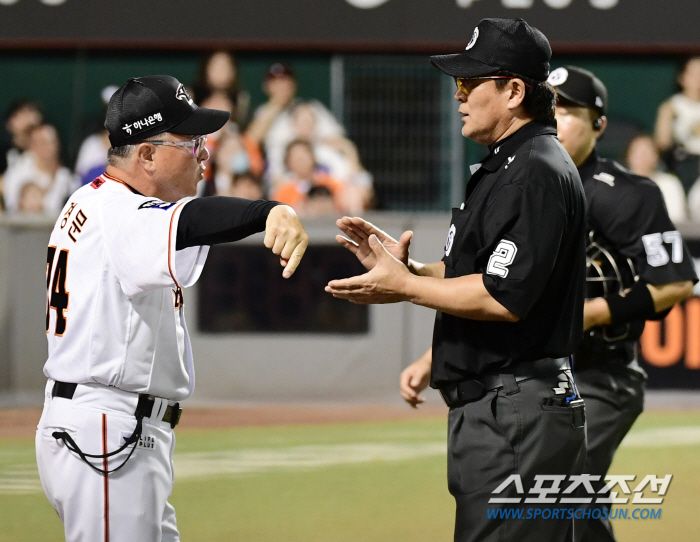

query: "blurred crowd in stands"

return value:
[0, 51, 373, 219]
[2, 53, 700, 224]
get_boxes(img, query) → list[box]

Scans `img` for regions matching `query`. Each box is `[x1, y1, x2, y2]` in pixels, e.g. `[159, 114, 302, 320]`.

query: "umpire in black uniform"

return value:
[328, 19, 587, 542]
[550, 66, 697, 542]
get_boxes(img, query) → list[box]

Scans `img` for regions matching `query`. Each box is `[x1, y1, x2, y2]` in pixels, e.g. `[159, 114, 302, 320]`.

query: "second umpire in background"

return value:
[550, 66, 698, 542]
[328, 19, 586, 542]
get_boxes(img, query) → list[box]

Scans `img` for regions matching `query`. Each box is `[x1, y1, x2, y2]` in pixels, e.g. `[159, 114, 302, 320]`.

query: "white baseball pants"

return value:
[36, 380, 180, 542]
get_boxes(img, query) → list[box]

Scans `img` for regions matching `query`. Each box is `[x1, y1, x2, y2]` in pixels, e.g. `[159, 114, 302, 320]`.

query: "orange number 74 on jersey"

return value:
[46, 245, 70, 336]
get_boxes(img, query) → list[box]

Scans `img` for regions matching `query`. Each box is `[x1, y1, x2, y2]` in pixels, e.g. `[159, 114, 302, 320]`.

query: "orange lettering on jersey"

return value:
[60, 202, 77, 229]
[639, 305, 684, 367]
[68, 210, 88, 243]
[685, 298, 700, 369]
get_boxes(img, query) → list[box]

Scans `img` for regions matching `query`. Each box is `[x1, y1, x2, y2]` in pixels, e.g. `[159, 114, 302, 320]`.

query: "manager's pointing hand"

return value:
[264, 205, 309, 278]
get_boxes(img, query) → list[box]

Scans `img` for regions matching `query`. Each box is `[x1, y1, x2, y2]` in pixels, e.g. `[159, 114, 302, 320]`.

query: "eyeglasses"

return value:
[148, 135, 207, 158]
[454, 76, 531, 96]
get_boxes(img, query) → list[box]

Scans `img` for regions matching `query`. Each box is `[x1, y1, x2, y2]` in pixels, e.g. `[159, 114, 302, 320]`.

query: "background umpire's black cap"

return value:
[430, 18, 551, 82]
[548, 66, 608, 116]
[105, 75, 230, 147]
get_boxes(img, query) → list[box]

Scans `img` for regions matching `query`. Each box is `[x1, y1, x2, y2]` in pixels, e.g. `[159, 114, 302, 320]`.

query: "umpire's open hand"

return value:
[335, 216, 413, 270]
[264, 205, 309, 278]
[326, 234, 411, 304]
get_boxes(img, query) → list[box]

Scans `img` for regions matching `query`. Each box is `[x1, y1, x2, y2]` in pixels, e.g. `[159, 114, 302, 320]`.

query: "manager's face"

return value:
[149, 133, 209, 198]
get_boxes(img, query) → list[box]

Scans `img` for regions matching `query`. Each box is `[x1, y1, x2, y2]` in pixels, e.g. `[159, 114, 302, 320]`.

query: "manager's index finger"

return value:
[282, 238, 308, 278]
[280, 230, 305, 261]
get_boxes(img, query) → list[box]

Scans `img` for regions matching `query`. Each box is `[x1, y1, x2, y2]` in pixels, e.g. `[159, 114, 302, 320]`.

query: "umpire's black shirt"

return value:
[431, 119, 586, 388]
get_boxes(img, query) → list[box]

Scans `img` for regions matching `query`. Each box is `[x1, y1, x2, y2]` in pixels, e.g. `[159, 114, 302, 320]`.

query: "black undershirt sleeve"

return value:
[176, 196, 281, 250]
[605, 281, 658, 325]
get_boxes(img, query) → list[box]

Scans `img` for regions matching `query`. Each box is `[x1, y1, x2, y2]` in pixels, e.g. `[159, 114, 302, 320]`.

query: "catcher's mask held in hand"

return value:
[585, 232, 639, 342]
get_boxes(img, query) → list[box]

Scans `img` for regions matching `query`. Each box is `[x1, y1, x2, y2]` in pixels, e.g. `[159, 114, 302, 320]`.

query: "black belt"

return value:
[51, 381, 182, 429]
[439, 357, 570, 408]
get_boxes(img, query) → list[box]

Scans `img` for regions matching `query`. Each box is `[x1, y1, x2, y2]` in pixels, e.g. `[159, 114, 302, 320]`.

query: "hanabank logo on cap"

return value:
[123, 112, 164, 136]
[175, 84, 194, 105]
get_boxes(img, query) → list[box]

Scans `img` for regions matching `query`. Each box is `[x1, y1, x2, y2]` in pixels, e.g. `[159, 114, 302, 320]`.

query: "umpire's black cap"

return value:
[430, 18, 551, 82]
[105, 75, 230, 147]
[548, 66, 608, 116]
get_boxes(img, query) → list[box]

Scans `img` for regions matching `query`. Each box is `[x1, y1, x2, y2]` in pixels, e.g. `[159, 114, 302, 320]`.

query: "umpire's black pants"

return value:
[573, 366, 646, 542]
[447, 373, 586, 542]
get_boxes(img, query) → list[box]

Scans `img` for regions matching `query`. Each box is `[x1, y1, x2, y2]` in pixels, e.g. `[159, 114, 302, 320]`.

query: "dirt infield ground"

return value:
[5, 389, 700, 439]
[6, 389, 700, 439]
[0, 403, 448, 439]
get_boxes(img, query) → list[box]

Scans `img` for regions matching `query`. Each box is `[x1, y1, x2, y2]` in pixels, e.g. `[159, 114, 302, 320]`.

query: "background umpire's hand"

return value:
[400, 350, 432, 408]
[264, 205, 309, 278]
[335, 216, 413, 270]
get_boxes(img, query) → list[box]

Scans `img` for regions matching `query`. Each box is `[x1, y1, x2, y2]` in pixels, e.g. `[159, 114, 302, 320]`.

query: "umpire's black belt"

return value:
[52, 381, 182, 429]
[438, 357, 569, 408]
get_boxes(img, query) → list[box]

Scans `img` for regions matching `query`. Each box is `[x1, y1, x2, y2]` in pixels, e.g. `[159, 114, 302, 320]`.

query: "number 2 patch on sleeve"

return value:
[487, 240, 518, 278]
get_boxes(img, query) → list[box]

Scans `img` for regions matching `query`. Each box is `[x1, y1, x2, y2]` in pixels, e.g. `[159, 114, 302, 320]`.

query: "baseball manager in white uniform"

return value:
[36, 74, 308, 542]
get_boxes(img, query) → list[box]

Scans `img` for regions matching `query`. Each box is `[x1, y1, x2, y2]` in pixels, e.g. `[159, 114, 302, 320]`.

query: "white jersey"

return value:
[670, 93, 700, 155]
[43, 173, 209, 401]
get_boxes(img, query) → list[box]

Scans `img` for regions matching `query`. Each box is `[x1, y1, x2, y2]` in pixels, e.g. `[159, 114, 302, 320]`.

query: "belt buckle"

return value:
[439, 379, 486, 408]
[457, 380, 486, 403]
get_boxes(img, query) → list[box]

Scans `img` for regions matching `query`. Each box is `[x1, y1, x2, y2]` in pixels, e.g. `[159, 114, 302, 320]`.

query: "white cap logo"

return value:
[175, 84, 194, 105]
[466, 27, 479, 50]
[548, 67, 569, 86]
[595, 96, 604, 108]
[344, 0, 390, 8]
[445, 224, 457, 256]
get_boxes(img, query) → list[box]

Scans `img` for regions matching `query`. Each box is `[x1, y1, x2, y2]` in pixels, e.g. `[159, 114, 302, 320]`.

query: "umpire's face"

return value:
[554, 103, 600, 167]
[454, 78, 527, 146]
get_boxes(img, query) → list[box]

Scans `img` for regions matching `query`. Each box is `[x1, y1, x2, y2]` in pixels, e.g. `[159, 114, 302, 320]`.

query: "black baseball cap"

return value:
[105, 75, 230, 147]
[430, 18, 551, 82]
[548, 66, 608, 116]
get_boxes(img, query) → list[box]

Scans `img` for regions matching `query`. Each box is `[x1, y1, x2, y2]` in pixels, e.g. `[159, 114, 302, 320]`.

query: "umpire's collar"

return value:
[577, 149, 599, 181]
[480, 119, 558, 173]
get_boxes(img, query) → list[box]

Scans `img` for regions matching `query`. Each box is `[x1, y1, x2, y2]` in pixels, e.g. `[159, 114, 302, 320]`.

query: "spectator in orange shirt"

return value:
[273, 139, 366, 216]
